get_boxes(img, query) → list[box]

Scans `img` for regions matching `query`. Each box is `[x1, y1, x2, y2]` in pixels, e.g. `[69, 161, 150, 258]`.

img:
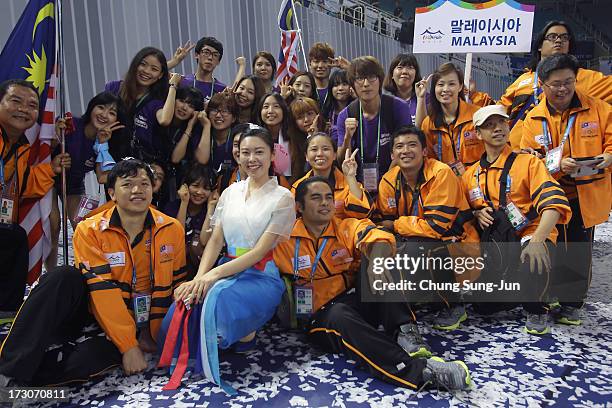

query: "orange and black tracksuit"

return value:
[501, 68, 612, 149]
[273, 217, 426, 389]
[462, 146, 571, 314]
[375, 158, 479, 243]
[520, 91, 611, 308]
[375, 158, 481, 306]
[291, 167, 373, 219]
[421, 100, 484, 172]
[0, 207, 188, 385]
[0, 129, 58, 312]
[470, 91, 495, 108]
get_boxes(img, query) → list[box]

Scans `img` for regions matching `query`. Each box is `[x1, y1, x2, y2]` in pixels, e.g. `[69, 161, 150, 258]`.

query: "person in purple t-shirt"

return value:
[335, 56, 413, 192]
[308, 42, 335, 109]
[168, 37, 227, 105]
[104, 47, 170, 163]
[382, 53, 428, 128]
[47, 92, 125, 270]
[163, 163, 218, 275]
[194, 92, 239, 173]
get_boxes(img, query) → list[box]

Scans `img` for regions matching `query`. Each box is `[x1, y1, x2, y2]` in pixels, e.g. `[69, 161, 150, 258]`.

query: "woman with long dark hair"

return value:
[104, 47, 170, 162]
[252, 51, 277, 93]
[234, 75, 266, 124]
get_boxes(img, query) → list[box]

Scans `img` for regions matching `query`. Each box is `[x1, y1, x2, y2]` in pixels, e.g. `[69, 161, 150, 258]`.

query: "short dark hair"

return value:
[206, 91, 239, 120]
[0, 79, 39, 102]
[176, 86, 205, 111]
[527, 21, 576, 71]
[391, 125, 427, 148]
[347, 56, 385, 88]
[536, 54, 579, 83]
[306, 132, 337, 151]
[82, 91, 126, 127]
[106, 158, 155, 190]
[195, 36, 223, 60]
[295, 176, 333, 208]
[183, 162, 217, 189]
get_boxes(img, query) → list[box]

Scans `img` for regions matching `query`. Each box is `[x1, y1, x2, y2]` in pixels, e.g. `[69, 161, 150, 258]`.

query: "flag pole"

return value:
[291, 0, 309, 72]
[464, 52, 473, 102]
[56, 0, 69, 265]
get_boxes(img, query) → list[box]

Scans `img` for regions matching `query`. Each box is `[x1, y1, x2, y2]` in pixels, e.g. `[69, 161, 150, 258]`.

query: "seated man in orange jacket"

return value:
[375, 126, 480, 333]
[273, 176, 471, 392]
[0, 159, 187, 387]
[0, 79, 71, 321]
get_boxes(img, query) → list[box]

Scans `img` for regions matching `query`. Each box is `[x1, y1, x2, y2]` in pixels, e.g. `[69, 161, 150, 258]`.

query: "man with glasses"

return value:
[520, 54, 612, 326]
[334, 56, 412, 193]
[169, 37, 226, 105]
[499, 21, 612, 148]
[0, 159, 187, 387]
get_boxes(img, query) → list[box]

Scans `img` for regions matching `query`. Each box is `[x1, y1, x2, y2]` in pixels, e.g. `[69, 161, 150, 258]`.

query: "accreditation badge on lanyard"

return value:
[438, 129, 465, 176]
[0, 155, 17, 226]
[132, 231, 154, 327]
[359, 103, 381, 192]
[543, 114, 577, 175]
[293, 237, 328, 317]
[501, 175, 529, 231]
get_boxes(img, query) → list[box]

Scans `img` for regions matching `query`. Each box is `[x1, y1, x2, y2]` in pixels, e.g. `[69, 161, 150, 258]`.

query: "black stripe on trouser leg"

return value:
[308, 301, 425, 389]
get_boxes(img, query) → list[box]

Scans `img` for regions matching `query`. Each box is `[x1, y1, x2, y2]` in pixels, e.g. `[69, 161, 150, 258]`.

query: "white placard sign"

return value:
[413, 0, 534, 54]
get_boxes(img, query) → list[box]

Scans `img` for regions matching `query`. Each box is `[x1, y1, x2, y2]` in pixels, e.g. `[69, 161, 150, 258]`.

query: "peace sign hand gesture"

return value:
[173, 41, 195, 64]
[342, 148, 359, 178]
[97, 121, 125, 144]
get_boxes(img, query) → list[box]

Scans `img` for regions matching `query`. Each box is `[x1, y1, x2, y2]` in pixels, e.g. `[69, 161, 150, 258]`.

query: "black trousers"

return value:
[472, 240, 552, 315]
[0, 224, 29, 311]
[307, 291, 426, 389]
[555, 199, 594, 308]
[0, 266, 121, 385]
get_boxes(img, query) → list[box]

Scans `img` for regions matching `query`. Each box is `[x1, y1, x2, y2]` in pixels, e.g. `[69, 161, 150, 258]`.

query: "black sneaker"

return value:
[422, 357, 471, 391]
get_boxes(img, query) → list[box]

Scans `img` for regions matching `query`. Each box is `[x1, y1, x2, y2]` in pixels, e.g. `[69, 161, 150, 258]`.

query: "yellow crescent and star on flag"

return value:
[23, 1, 54, 95]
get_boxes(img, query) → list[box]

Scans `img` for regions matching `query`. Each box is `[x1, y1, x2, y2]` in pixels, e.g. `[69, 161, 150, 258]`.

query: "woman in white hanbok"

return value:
[158, 126, 295, 393]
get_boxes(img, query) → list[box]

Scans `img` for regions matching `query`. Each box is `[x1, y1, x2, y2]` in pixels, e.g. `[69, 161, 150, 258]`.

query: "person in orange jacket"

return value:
[291, 132, 372, 219]
[0, 159, 187, 386]
[463, 105, 572, 335]
[520, 54, 612, 325]
[500, 21, 612, 149]
[375, 125, 480, 333]
[421, 63, 484, 176]
[0, 79, 71, 320]
[273, 176, 472, 391]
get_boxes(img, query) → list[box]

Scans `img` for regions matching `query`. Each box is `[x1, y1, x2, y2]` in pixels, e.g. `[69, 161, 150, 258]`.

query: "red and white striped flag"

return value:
[20, 63, 57, 283]
[275, 0, 300, 87]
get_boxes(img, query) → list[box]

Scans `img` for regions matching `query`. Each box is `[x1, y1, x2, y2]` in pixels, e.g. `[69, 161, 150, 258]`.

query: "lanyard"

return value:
[293, 237, 328, 283]
[358, 101, 381, 164]
[130, 229, 155, 292]
[542, 113, 577, 153]
[236, 169, 241, 181]
[533, 72, 541, 106]
[0, 146, 18, 187]
[194, 76, 215, 100]
[437, 124, 464, 162]
[395, 171, 422, 217]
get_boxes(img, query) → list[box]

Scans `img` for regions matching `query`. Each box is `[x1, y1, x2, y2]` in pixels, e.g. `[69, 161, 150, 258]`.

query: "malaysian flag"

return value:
[0, 0, 58, 283]
[275, 0, 300, 87]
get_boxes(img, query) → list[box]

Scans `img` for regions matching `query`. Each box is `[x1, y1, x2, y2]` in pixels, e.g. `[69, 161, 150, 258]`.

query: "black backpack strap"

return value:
[498, 152, 518, 209]
[347, 99, 360, 119]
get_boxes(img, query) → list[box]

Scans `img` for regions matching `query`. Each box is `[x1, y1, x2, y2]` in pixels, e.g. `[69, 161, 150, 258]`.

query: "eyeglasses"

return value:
[354, 75, 379, 84]
[199, 48, 221, 60]
[544, 33, 570, 43]
[543, 78, 576, 91]
[209, 108, 232, 117]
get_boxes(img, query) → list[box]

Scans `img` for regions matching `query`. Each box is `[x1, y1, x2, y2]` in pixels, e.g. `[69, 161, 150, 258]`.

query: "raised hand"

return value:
[173, 41, 195, 64]
[178, 183, 190, 203]
[280, 76, 293, 99]
[342, 148, 359, 178]
[169, 72, 183, 87]
[344, 117, 358, 141]
[415, 74, 432, 99]
[97, 121, 125, 144]
[307, 114, 320, 136]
